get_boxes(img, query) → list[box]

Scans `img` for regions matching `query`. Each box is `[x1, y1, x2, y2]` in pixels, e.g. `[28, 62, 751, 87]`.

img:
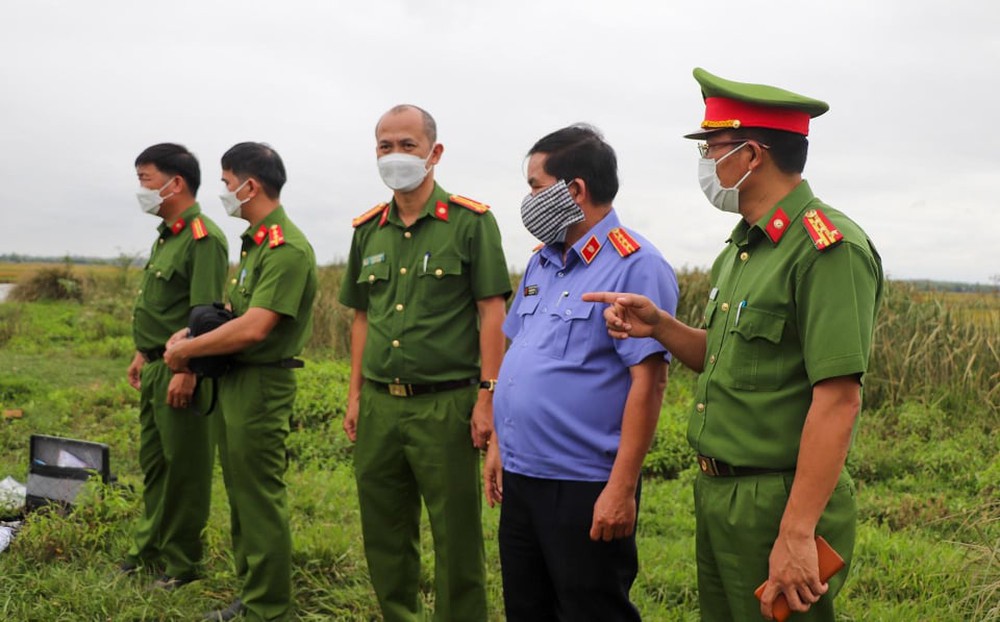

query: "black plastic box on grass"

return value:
[26, 434, 111, 512]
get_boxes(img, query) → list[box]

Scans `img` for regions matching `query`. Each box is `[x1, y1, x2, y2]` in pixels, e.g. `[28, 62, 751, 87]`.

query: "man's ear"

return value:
[567, 177, 588, 205]
[428, 142, 445, 166]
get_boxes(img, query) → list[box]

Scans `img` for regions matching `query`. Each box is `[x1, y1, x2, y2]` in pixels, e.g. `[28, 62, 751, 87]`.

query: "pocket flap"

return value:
[357, 262, 390, 285]
[731, 307, 785, 344]
[551, 302, 594, 322]
[420, 255, 462, 279]
[517, 296, 540, 316]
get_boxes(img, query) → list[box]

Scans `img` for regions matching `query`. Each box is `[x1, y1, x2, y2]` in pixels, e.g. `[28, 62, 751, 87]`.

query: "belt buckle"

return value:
[388, 383, 411, 397]
[698, 455, 720, 477]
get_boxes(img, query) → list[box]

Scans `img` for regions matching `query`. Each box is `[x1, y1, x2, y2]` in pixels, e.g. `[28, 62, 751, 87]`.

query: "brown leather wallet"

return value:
[754, 535, 846, 622]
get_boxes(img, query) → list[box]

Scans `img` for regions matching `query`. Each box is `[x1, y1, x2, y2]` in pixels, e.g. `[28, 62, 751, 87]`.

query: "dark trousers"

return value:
[498, 471, 642, 622]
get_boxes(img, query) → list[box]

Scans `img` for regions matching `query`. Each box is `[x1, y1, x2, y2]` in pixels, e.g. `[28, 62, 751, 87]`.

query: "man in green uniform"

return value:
[585, 69, 883, 621]
[126, 143, 228, 589]
[165, 142, 317, 622]
[339, 104, 511, 622]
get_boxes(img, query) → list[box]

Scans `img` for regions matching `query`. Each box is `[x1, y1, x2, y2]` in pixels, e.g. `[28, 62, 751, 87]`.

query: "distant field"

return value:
[0, 262, 124, 283]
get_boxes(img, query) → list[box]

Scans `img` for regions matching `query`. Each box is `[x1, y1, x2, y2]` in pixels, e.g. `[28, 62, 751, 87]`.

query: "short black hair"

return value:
[735, 128, 809, 174]
[528, 124, 619, 204]
[135, 143, 201, 195]
[220, 142, 287, 200]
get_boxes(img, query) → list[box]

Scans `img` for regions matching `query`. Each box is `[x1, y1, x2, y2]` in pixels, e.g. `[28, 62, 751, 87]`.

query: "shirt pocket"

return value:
[703, 299, 718, 328]
[727, 306, 786, 391]
[540, 302, 594, 362]
[417, 254, 465, 313]
[356, 262, 392, 308]
[143, 263, 178, 308]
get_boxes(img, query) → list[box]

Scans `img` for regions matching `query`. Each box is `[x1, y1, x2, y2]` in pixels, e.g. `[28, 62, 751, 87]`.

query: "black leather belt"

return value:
[368, 378, 477, 397]
[697, 455, 793, 478]
[140, 347, 166, 363]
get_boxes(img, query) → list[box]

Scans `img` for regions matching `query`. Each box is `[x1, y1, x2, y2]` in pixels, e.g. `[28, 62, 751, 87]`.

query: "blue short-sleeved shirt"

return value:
[495, 210, 679, 481]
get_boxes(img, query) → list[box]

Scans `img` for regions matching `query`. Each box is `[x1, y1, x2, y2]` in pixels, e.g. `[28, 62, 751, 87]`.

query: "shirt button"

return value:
[400, 267, 407, 275]
[231, 278, 237, 285]
[368, 274, 376, 282]
[404, 231, 412, 239]
[158, 239, 164, 245]
[137, 289, 142, 294]
[395, 304, 404, 311]
[557, 271, 564, 277]
[721, 302, 730, 312]
[696, 403, 705, 413]
[709, 355, 716, 364]
[434, 268, 443, 277]
[392, 339, 400, 348]
[155, 271, 162, 277]
[740, 251, 749, 262]
[564, 309, 572, 315]
[241, 250, 247, 257]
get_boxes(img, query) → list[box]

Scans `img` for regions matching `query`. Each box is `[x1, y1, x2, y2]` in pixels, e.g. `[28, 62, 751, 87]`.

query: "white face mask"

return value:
[377, 149, 434, 192]
[698, 142, 751, 214]
[136, 177, 176, 216]
[219, 179, 251, 218]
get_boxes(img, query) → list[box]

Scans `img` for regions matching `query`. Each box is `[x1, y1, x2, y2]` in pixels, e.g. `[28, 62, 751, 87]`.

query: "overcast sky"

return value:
[2, 0, 998, 283]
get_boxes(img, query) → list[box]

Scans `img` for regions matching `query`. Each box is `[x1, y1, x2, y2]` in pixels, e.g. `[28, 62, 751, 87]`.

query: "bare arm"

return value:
[471, 295, 507, 448]
[343, 310, 368, 442]
[589, 354, 668, 541]
[760, 375, 861, 619]
[581, 292, 707, 372]
[163, 307, 281, 372]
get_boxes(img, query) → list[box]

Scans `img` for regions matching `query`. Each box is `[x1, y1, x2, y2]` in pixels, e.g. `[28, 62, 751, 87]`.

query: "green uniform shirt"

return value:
[228, 206, 317, 364]
[688, 181, 883, 469]
[133, 203, 228, 351]
[339, 183, 511, 384]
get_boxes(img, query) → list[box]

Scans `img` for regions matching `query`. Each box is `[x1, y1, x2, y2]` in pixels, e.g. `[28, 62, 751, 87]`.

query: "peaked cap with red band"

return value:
[684, 68, 829, 139]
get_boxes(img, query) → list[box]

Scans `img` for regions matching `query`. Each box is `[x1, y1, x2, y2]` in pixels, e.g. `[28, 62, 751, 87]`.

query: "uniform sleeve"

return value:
[468, 211, 513, 301]
[248, 245, 310, 318]
[338, 230, 368, 310]
[613, 252, 679, 367]
[796, 240, 882, 384]
[188, 236, 229, 307]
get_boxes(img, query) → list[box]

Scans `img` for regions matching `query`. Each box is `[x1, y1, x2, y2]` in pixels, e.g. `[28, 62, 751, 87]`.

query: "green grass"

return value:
[1, 270, 998, 620]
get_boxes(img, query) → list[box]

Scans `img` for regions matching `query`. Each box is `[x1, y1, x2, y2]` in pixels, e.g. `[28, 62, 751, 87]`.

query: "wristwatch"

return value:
[479, 379, 497, 392]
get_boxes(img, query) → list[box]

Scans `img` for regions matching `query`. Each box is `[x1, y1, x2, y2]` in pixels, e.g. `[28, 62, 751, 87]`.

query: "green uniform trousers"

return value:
[128, 360, 214, 579]
[217, 365, 295, 622]
[694, 470, 857, 622]
[354, 382, 487, 622]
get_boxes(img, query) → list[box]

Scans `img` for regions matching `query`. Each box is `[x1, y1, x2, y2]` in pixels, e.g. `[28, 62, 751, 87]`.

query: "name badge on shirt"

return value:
[524, 284, 539, 296]
[362, 253, 386, 267]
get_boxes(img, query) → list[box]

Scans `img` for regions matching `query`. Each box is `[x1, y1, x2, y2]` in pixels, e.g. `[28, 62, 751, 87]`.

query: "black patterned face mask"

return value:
[519, 179, 585, 245]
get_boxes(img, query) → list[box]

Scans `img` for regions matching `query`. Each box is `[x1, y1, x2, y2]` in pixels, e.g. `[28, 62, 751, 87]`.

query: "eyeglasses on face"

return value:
[696, 140, 770, 159]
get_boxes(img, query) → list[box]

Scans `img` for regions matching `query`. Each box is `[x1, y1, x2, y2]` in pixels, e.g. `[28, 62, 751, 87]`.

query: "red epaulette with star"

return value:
[253, 225, 268, 245]
[580, 234, 602, 264]
[190, 217, 209, 240]
[268, 224, 285, 248]
[352, 202, 389, 228]
[607, 227, 641, 258]
[170, 218, 186, 235]
[449, 194, 490, 214]
[801, 207, 843, 251]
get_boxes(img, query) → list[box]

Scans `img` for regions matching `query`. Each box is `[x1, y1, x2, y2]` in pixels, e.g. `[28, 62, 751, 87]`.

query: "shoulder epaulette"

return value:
[268, 224, 285, 248]
[449, 194, 490, 214]
[353, 202, 389, 228]
[190, 217, 209, 240]
[608, 227, 641, 258]
[801, 208, 843, 251]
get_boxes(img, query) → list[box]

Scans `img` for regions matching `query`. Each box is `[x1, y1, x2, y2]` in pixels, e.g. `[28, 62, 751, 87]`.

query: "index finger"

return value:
[581, 291, 621, 304]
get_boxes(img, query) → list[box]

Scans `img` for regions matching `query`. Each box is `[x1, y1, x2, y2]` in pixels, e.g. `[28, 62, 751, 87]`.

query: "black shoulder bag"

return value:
[187, 302, 235, 415]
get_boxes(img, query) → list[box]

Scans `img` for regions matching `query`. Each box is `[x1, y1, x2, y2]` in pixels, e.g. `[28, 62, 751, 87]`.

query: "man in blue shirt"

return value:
[484, 125, 679, 621]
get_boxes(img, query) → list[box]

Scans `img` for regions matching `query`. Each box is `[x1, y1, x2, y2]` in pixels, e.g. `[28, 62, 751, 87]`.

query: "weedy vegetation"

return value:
[0, 262, 996, 620]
